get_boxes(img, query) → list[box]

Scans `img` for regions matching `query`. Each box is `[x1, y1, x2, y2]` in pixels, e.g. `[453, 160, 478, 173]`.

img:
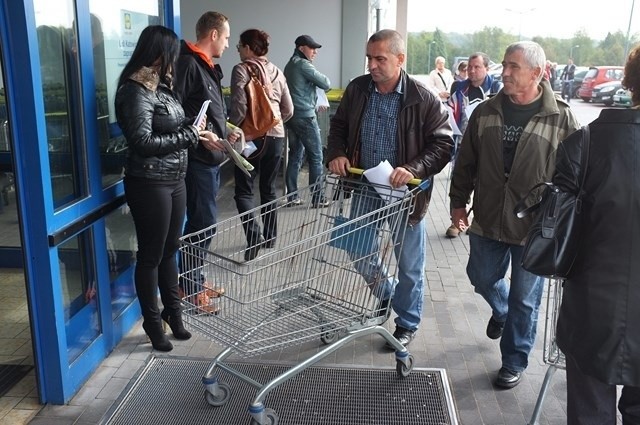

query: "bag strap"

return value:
[514, 182, 555, 219]
[575, 124, 590, 213]
[514, 125, 591, 219]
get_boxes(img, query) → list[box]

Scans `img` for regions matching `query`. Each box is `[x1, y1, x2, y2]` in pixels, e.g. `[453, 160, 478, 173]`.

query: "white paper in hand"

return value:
[362, 160, 408, 203]
[193, 100, 211, 128]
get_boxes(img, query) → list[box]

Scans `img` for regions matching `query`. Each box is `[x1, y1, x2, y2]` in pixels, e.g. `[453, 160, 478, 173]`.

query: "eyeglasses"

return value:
[236, 43, 243, 51]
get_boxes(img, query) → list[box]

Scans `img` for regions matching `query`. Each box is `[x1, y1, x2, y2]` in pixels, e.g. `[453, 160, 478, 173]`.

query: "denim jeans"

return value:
[179, 160, 220, 287]
[285, 116, 325, 203]
[466, 232, 545, 372]
[234, 136, 283, 246]
[562, 80, 574, 101]
[348, 184, 426, 331]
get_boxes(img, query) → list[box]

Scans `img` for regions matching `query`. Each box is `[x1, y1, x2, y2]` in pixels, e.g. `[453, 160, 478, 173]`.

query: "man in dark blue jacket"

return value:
[174, 11, 238, 303]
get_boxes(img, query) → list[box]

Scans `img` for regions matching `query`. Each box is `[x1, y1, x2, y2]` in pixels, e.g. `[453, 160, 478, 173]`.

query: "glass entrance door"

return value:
[0, 34, 38, 410]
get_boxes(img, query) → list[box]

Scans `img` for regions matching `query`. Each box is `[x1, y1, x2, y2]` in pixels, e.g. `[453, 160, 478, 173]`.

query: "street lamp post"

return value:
[570, 45, 579, 62]
[505, 7, 536, 40]
[624, 0, 636, 63]
[428, 41, 435, 74]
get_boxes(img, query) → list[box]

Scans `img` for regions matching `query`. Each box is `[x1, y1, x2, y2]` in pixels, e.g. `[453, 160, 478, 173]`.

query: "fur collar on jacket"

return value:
[129, 66, 163, 91]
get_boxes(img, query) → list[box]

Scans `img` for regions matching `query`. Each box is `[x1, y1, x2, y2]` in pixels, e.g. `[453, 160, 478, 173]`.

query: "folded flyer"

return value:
[221, 138, 254, 177]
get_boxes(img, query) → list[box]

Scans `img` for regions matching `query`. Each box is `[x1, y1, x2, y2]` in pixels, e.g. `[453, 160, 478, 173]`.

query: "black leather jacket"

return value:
[115, 67, 199, 181]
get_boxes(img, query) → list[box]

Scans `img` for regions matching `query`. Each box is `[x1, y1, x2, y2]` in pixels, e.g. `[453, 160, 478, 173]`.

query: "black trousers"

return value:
[124, 176, 186, 323]
[233, 136, 283, 246]
[566, 354, 640, 425]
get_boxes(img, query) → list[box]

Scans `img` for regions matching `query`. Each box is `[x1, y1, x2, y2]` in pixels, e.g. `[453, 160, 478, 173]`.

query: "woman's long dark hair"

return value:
[117, 25, 179, 88]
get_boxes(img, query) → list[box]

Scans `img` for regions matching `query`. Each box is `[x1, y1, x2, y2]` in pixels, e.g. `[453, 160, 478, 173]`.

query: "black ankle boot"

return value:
[142, 321, 173, 351]
[161, 310, 192, 340]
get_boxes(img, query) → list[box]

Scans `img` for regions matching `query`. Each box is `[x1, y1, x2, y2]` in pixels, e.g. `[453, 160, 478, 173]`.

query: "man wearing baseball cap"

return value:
[284, 34, 331, 208]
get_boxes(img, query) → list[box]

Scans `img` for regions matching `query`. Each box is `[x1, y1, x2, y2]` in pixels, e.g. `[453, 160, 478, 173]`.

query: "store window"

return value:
[88, 1, 163, 188]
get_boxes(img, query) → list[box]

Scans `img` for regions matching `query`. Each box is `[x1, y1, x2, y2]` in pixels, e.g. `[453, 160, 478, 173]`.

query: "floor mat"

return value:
[103, 356, 458, 425]
[0, 364, 33, 397]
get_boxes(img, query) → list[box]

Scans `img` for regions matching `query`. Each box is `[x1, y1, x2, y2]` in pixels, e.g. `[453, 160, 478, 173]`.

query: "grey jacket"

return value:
[449, 80, 580, 244]
[283, 49, 330, 118]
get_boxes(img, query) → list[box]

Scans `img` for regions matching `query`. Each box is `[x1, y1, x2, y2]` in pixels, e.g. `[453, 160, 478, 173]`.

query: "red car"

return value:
[578, 66, 624, 102]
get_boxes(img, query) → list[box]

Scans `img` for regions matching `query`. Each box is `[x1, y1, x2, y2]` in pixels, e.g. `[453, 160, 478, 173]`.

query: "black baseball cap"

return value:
[295, 35, 322, 49]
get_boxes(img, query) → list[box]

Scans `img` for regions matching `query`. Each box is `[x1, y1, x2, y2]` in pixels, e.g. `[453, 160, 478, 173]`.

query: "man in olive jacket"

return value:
[449, 41, 580, 389]
[327, 29, 453, 349]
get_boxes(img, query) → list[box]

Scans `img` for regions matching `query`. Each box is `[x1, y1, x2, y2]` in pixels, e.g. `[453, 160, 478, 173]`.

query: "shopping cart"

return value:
[529, 278, 565, 425]
[178, 171, 426, 425]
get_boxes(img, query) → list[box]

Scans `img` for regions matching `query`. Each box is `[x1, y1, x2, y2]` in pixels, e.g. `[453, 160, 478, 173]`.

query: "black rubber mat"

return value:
[0, 364, 33, 397]
[103, 356, 458, 425]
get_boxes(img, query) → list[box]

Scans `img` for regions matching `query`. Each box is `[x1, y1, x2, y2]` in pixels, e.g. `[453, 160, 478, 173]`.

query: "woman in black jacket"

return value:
[554, 46, 640, 424]
[115, 25, 219, 351]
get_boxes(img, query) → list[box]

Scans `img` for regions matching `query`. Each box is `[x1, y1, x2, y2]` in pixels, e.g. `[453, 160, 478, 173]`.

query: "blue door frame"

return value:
[0, 0, 180, 404]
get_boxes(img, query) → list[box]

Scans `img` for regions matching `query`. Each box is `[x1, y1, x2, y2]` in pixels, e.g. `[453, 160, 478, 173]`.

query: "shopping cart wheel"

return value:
[250, 407, 279, 425]
[396, 354, 414, 378]
[204, 382, 231, 406]
[320, 324, 339, 345]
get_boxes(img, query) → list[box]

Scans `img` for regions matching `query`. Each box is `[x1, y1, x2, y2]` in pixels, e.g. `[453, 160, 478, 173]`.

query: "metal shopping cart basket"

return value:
[529, 278, 565, 425]
[178, 170, 427, 425]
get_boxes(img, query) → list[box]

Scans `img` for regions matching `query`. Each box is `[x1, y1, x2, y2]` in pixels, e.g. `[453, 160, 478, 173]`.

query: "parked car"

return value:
[578, 66, 624, 102]
[591, 80, 623, 106]
[613, 88, 632, 108]
[553, 65, 588, 93]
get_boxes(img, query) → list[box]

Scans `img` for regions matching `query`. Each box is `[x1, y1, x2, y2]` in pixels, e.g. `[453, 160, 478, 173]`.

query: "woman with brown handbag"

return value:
[228, 29, 293, 261]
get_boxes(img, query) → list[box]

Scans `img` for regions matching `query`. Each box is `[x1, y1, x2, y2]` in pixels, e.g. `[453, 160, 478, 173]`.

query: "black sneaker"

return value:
[494, 367, 522, 389]
[486, 316, 505, 340]
[385, 326, 415, 349]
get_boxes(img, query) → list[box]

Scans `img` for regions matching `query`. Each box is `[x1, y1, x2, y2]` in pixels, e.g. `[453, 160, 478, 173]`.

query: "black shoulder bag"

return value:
[513, 125, 590, 279]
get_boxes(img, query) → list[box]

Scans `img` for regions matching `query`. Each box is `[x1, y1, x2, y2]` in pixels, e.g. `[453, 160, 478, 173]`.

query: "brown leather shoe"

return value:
[445, 224, 460, 238]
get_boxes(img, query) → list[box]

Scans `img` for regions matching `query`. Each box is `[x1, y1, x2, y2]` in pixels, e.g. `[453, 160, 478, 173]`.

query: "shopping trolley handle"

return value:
[347, 167, 425, 188]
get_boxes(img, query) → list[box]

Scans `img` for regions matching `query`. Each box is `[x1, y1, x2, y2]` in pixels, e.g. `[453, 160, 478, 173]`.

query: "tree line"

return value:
[407, 26, 640, 74]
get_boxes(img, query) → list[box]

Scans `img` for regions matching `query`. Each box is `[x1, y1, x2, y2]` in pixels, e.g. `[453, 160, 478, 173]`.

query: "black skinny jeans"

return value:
[234, 136, 284, 246]
[124, 176, 186, 324]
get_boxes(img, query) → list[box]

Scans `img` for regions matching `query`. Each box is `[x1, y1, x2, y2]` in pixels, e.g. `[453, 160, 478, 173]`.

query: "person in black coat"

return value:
[115, 25, 220, 352]
[554, 46, 640, 424]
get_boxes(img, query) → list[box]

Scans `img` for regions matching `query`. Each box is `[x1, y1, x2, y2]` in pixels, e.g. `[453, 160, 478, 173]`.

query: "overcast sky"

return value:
[408, 0, 640, 41]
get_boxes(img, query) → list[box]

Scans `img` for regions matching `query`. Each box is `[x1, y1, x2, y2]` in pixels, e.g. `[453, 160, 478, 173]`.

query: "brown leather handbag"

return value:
[240, 62, 279, 141]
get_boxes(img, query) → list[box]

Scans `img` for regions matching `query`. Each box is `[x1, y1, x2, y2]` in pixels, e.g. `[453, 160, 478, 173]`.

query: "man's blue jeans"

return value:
[562, 80, 574, 101]
[285, 115, 325, 203]
[348, 184, 426, 331]
[179, 159, 220, 287]
[466, 232, 545, 372]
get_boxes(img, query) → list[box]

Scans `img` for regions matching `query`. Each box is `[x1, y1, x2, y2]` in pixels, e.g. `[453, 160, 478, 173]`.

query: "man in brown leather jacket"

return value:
[327, 29, 453, 348]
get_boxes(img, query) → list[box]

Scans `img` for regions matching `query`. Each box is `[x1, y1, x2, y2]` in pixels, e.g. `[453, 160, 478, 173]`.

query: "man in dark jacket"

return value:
[174, 11, 238, 297]
[449, 41, 580, 389]
[327, 29, 453, 348]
